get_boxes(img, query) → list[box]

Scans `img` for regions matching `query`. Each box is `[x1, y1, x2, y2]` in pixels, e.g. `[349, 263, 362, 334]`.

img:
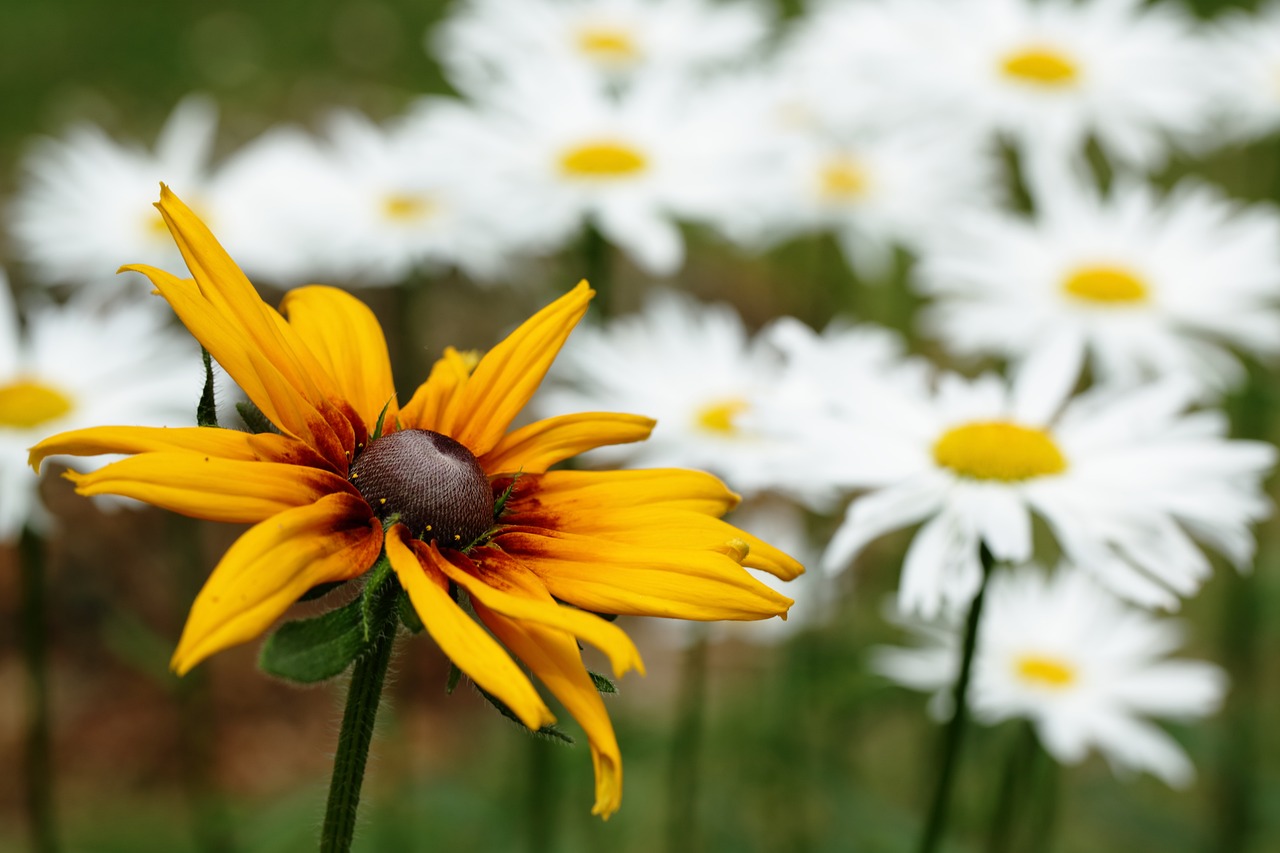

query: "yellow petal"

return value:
[66, 453, 356, 524]
[473, 601, 623, 819]
[386, 526, 554, 731]
[433, 544, 645, 678]
[495, 528, 793, 621]
[399, 346, 477, 432]
[171, 493, 382, 674]
[479, 412, 655, 475]
[280, 285, 399, 432]
[506, 468, 741, 518]
[437, 282, 593, 455]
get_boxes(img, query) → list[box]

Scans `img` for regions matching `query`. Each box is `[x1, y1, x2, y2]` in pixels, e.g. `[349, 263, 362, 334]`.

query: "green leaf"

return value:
[236, 399, 278, 435]
[398, 591, 424, 634]
[445, 663, 462, 695]
[298, 581, 346, 603]
[589, 671, 617, 695]
[258, 597, 365, 684]
[474, 683, 574, 744]
[197, 348, 219, 428]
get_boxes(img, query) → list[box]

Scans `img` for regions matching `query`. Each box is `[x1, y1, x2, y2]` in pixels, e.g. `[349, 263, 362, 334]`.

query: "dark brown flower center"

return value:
[349, 429, 493, 546]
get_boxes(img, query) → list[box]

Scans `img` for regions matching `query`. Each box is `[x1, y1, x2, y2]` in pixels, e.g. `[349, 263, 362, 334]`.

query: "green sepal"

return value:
[370, 398, 393, 442]
[589, 671, 617, 695]
[258, 596, 366, 684]
[445, 663, 462, 695]
[492, 470, 523, 520]
[398, 591, 424, 634]
[196, 348, 219, 428]
[236, 399, 277, 434]
[474, 683, 574, 744]
[298, 581, 346, 603]
[360, 555, 395, 642]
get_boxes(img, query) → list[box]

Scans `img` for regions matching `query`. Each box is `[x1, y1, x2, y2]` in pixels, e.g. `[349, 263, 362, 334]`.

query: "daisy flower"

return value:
[432, 0, 773, 92]
[11, 96, 221, 288]
[873, 565, 1227, 787]
[423, 62, 757, 276]
[0, 272, 199, 541]
[31, 187, 800, 818]
[917, 176, 1280, 395]
[1204, 2, 1280, 143]
[537, 290, 858, 508]
[822, 341, 1275, 616]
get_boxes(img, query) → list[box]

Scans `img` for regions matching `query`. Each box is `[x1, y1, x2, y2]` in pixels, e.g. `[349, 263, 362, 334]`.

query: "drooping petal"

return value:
[472, 600, 624, 819]
[171, 492, 382, 675]
[479, 412, 655, 475]
[66, 453, 357, 524]
[436, 282, 593, 456]
[280, 285, 399, 431]
[495, 528, 793, 621]
[386, 526, 554, 731]
[399, 347, 478, 432]
[433, 544, 645, 678]
[29, 425, 326, 472]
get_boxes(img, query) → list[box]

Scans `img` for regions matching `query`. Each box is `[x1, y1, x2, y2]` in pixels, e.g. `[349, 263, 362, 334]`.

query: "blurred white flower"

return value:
[537, 290, 857, 506]
[823, 340, 1275, 616]
[0, 274, 200, 541]
[424, 64, 757, 276]
[11, 96, 221, 289]
[1205, 2, 1280, 143]
[918, 175, 1280, 396]
[873, 565, 1226, 787]
[432, 0, 773, 92]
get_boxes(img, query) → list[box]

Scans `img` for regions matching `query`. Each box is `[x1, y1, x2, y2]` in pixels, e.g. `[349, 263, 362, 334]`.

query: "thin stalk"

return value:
[19, 528, 59, 853]
[1028, 744, 1059, 853]
[582, 224, 614, 318]
[917, 546, 996, 853]
[319, 603, 398, 853]
[665, 625, 711, 853]
[985, 722, 1038, 853]
[525, 734, 558, 853]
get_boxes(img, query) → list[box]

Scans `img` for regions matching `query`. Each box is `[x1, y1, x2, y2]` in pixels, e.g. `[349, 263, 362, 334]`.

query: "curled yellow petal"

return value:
[479, 412, 655, 476]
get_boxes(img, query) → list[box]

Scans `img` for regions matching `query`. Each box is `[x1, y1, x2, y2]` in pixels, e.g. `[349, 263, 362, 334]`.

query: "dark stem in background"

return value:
[319, 603, 399, 853]
[665, 625, 711, 853]
[985, 722, 1038, 853]
[917, 546, 996, 853]
[526, 733, 559, 853]
[1028, 742, 1059, 853]
[19, 527, 59, 853]
[582, 223, 614, 318]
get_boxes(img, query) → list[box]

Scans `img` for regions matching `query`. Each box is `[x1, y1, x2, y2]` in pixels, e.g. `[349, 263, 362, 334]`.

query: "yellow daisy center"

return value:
[695, 397, 750, 435]
[575, 26, 640, 63]
[1061, 265, 1149, 305]
[381, 193, 435, 223]
[560, 141, 649, 179]
[1014, 654, 1077, 689]
[0, 379, 74, 429]
[1000, 46, 1079, 87]
[932, 421, 1067, 481]
[819, 158, 868, 201]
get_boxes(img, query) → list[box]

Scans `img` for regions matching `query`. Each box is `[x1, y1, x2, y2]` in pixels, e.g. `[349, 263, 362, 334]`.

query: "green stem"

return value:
[19, 528, 59, 853]
[582, 223, 614, 318]
[526, 733, 558, 853]
[1029, 745, 1059, 853]
[665, 625, 710, 853]
[985, 722, 1037, 853]
[917, 546, 996, 853]
[319, 601, 398, 853]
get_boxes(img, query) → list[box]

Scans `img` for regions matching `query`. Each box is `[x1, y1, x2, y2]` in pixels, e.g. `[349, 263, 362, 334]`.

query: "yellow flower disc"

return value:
[0, 379, 74, 429]
[819, 158, 868, 201]
[932, 421, 1067, 481]
[1001, 47, 1079, 87]
[560, 141, 649, 178]
[695, 397, 750, 435]
[576, 27, 640, 63]
[1061, 265, 1148, 305]
[382, 193, 435, 223]
[1014, 654, 1077, 689]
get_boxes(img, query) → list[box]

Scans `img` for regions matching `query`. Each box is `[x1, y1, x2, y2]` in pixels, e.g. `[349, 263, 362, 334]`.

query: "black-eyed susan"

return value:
[29, 186, 799, 820]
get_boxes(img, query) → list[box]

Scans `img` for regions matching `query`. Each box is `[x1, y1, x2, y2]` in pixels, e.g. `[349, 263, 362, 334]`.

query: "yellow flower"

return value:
[29, 186, 800, 818]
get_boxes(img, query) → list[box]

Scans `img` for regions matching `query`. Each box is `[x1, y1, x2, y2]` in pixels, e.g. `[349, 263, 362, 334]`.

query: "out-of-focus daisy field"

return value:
[2, 0, 1280, 851]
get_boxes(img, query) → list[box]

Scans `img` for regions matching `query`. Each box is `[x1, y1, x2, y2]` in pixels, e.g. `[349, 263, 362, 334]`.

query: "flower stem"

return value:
[19, 527, 59, 853]
[582, 223, 614, 317]
[917, 546, 995, 853]
[665, 625, 710, 853]
[319, 598, 398, 853]
[985, 722, 1037, 853]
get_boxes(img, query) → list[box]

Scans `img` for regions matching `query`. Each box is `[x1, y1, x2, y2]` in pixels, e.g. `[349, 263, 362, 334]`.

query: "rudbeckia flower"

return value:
[29, 186, 799, 818]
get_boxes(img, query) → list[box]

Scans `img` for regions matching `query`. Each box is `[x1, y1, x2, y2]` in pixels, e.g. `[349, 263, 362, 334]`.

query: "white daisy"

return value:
[536, 290, 849, 506]
[432, 0, 773, 92]
[422, 62, 756, 276]
[1204, 2, 1280, 143]
[0, 274, 201, 541]
[918, 175, 1280, 395]
[823, 340, 1276, 616]
[873, 565, 1227, 787]
[11, 96, 221, 289]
